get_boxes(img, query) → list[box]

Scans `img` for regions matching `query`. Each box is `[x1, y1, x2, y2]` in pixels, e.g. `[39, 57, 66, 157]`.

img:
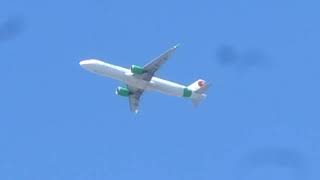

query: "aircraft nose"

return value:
[79, 60, 95, 72]
[79, 60, 96, 70]
[79, 60, 90, 67]
[79, 59, 102, 67]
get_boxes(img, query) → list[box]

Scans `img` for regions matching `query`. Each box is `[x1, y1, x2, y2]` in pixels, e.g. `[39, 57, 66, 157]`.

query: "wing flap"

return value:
[141, 44, 179, 81]
[125, 44, 179, 113]
[127, 85, 144, 113]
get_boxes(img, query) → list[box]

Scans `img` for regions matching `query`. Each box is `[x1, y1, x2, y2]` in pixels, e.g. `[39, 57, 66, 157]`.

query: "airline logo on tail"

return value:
[188, 79, 208, 93]
[198, 80, 206, 87]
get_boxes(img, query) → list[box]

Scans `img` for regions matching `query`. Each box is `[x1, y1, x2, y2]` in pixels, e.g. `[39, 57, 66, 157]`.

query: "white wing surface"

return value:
[127, 85, 144, 113]
[140, 44, 179, 81]
[127, 44, 179, 113]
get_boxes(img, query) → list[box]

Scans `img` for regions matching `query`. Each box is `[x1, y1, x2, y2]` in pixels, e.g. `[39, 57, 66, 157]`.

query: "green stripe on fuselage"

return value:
[183, 88, 192, 97]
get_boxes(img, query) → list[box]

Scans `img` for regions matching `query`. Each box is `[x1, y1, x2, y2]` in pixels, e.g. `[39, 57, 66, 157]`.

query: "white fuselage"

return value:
[80, 59, 199, 98]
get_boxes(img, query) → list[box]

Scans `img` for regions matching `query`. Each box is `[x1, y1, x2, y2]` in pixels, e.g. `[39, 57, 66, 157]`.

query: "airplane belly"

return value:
[123, 75, 149, 90]
[96, 65, 126, 80]
[148, 77, 186, 97]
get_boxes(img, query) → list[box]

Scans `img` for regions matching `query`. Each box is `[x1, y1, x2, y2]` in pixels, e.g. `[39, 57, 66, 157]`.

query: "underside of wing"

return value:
[140, 44, 179, 81]
[127, 85, 144, 113]
[125, 45, 179, 113]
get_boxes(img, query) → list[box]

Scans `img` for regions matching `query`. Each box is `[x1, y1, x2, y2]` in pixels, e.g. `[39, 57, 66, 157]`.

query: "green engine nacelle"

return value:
[116, 87, 131, 97]
[131, 65, 145, 75]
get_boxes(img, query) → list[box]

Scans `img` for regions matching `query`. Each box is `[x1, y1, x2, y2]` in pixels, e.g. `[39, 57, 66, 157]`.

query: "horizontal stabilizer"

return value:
[188, 79, 210, 107]
[192, 94, 207, 107]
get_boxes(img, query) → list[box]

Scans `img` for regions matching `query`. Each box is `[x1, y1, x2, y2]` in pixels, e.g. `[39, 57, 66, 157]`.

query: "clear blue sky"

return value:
[1, 0, 320, 179]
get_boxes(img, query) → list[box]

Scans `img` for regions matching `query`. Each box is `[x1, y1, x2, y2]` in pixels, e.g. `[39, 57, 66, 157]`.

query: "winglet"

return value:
[173, 43, 180, 49]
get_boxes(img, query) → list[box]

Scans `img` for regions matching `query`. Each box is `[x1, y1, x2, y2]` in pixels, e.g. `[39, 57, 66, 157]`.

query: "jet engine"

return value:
[115, 87, 131, 97]
[130, 65, 145, 75]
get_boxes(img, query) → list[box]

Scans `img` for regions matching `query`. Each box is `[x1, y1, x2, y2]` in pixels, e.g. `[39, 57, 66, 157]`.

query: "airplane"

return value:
[79, 44, 209, 113]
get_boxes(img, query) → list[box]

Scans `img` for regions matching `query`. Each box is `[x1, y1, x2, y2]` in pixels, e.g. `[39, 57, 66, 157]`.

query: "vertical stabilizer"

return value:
[188, 79, 210, 106]
[188, 79, 210, 94]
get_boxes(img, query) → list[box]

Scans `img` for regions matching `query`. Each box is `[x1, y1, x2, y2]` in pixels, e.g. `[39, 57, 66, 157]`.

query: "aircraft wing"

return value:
[127, 85, 144, 113]
[141, 44, 179, 81]
[126, 44, 179, 113]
